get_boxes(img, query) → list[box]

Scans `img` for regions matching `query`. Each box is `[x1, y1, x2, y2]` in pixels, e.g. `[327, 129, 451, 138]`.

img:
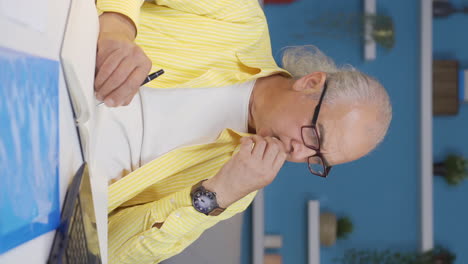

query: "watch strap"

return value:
[190, 180, 206, 195]
[208, 207, 225, 216]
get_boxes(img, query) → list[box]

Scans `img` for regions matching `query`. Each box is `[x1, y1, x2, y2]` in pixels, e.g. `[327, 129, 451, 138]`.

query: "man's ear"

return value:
[292, 72, 326, 93]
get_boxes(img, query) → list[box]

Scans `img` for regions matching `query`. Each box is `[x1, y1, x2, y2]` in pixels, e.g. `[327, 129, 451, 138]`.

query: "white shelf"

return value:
[420, 0, 434, 252]
[252, 190, 265, 264]
[308, 201, 320, 264]
[364, 0, 376, 61]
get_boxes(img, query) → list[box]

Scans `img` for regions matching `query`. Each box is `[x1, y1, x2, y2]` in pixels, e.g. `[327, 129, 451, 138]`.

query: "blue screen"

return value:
[0, 47, 60, 254]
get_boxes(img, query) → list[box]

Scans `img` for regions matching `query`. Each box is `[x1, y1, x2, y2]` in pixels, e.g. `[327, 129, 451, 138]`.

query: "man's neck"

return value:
[248, 74, 292, 133]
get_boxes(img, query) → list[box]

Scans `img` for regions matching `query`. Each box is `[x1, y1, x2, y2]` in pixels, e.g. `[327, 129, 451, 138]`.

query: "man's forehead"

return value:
[320, 105, 379, 165]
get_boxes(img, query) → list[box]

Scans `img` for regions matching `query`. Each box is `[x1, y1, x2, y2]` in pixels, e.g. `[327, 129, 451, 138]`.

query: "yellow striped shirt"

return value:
[96, 0, 290, 262]
[96, 0, 289, 89]
[108, 129, 256, 263]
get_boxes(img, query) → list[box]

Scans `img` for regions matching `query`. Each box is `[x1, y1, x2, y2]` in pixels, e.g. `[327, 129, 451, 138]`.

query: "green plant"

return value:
[305, 12, 395, 51]
[433, 154, 468, 186]
[336, 217, 353, 240]
[334, 246, 455, 264]
[365, 14, 395, 50]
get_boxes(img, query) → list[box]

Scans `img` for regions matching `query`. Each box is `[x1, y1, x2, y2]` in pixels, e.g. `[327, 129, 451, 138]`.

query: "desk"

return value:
[0, 0, 104, 263]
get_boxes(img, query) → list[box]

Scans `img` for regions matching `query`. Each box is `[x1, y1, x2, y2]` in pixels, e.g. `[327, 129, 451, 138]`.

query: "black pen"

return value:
[97, 69, 165, 106]
[142, 69, 164, 85]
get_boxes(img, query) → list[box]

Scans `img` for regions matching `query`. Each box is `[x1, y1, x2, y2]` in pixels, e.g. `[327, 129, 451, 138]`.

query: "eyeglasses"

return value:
[300, 80, 332, 177]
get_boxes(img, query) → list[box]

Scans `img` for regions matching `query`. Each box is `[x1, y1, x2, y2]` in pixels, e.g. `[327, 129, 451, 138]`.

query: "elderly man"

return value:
[94, 0, 391, 263]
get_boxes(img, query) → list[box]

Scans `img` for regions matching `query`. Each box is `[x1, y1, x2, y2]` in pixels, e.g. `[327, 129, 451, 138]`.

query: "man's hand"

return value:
[204, 136, 288, 208]
[95, 12, 152, 107]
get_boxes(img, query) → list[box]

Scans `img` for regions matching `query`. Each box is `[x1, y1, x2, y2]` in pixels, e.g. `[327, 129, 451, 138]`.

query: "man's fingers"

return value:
[263, 137, 280, 164]
[95, 49, 124, 91]
[96, 42, 115, 69]
[103, 66, 148, 107]
[96, 44, 119, 71]
[273, 151, 287, 171]
[239, 137, 249, 144]
[239, 137, 253, 155]
[251, 135, 266, 158]
[120, 65, 151, 106]
[121, 92, 136, 106]
[98, 57, 137, 101]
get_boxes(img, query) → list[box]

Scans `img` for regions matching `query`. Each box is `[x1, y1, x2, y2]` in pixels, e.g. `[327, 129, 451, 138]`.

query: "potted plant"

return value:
[433, 154, 468, 186]
[305, 12, 395, 51]
[337, 217, 353, 240]
[334, 246, 455, 264]
[364, 14, 395, 50]
[320, 213, 353, 246]
[431, 247, 457, 264]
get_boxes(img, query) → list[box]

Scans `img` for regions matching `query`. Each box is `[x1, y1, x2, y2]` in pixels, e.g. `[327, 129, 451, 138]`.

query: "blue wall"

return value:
[241, 0, 468, 263]
[433, 0, 468, 262]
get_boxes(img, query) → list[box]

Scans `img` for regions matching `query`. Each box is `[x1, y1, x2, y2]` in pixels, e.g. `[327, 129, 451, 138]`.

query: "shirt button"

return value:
[170, 198, 175, 204]
[175, 213, 181, 218]
[139, 236, 145, 241]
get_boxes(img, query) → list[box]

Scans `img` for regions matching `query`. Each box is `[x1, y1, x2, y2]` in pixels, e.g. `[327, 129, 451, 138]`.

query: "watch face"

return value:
[193, 191, 216, 214]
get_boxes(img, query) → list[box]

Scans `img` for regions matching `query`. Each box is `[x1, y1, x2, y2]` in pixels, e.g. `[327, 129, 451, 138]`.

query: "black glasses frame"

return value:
[300, 80, 332, 178]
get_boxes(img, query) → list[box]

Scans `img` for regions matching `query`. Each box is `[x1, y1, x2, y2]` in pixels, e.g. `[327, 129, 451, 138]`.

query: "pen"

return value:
[97, 69, 165, 106]
[142, 69, 165, 85]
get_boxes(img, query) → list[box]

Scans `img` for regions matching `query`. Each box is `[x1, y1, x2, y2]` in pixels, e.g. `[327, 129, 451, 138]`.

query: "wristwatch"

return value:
[191, 180, 225, 216]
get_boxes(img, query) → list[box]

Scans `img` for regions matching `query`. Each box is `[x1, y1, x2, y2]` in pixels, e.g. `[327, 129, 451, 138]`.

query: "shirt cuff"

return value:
[148, 185, 257, 237]
[96, 0, 143, 30]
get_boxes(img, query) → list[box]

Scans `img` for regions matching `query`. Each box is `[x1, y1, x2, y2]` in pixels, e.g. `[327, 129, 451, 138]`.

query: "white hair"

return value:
[281, 45, 392, 146]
